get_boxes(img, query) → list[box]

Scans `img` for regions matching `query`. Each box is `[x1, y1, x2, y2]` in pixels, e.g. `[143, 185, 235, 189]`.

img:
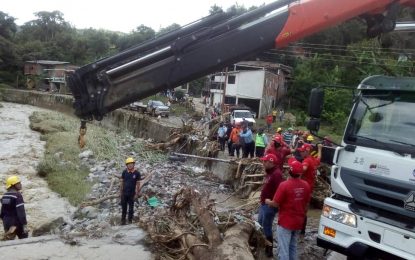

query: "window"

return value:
[228, 75, 236, 84]
[345, 90, 415, 155]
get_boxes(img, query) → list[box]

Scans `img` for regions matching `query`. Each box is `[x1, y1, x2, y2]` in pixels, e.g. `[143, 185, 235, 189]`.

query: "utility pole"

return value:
[222, 67, 228, 113]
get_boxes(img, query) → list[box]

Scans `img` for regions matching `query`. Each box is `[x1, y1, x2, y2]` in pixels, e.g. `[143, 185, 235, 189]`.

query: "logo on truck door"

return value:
[404, 192, 415, 212]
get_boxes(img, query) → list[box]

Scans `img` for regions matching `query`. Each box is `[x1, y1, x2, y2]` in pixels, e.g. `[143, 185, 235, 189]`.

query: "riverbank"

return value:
[0, 103, 74, 238]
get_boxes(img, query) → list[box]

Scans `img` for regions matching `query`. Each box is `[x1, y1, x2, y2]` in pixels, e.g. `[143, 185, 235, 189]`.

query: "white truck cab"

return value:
[230, 109, 256, 125]
[308, 76, 415, 259]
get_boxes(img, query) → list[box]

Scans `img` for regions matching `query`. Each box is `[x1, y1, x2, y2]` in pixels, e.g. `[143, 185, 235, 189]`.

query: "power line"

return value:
[263, 52, 415, 69]
[267, 49, 414, 63]
[276, 45, 415, 57]
[294, 42, 415, 52]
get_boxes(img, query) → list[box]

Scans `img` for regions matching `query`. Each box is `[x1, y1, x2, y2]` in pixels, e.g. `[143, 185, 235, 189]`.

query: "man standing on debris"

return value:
[217, 122, 227, 151]
[289, 143, 322, 236]
[239, 123, 255, 158]
[120, 157, 141, 225]
[0, 176, 28, 240]
[255, 128, 268, 158]
[282, 127, 294, 148]
[265, 160, 311, 260]
[265, 136, 291, 170]
[230, 123, 241, 158]
[258, 154, 283, 257]
[226, 122, 233, 156]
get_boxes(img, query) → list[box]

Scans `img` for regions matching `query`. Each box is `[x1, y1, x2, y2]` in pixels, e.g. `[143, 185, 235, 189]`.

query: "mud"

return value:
[0, 225, 152, 260]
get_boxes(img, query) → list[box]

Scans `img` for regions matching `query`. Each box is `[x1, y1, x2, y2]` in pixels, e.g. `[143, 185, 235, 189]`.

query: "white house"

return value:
[208, 61, 291, 118]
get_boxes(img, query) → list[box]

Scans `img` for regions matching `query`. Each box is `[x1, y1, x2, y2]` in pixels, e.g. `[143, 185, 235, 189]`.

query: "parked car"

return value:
[147, 100, 170, 117]
[128, 101, 146, 112]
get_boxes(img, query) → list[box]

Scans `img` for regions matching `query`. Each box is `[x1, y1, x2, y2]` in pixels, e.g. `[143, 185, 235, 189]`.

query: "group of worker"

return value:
[218, 121, 272, 159]
[258, 129, 323, 259]
[2, 128, 322, 260]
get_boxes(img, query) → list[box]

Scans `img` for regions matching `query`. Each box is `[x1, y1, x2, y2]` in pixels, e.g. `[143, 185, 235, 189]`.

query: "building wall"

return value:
[232, 70, 264, 99]
[210, 89, 223, 105]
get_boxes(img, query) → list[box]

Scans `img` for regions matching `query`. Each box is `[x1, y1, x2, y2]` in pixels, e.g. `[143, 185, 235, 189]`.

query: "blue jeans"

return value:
[277, 225, 300, 260]
[258, 204, 277, 238]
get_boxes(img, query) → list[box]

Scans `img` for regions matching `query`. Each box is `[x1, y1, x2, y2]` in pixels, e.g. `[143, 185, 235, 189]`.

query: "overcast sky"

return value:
[2, 0, 274, 33]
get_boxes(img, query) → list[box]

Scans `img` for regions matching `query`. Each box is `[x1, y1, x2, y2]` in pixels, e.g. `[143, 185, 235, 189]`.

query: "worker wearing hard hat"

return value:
[119, 157, 141, 225]
[0, 176, 28, 239]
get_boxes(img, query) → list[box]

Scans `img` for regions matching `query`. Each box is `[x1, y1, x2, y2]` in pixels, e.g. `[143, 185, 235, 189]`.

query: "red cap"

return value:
[289, 160, 303, 175]
[260, 154, 280, 164]
[297, 143, 312, 152]
[274, 136, 282, 144]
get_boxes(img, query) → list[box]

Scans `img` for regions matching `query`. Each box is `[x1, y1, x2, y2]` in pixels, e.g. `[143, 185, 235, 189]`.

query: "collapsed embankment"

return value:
[0, 88, 176, 142]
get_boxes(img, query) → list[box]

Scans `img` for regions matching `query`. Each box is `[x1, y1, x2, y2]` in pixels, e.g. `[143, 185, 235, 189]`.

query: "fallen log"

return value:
[168, 188, 257, 260]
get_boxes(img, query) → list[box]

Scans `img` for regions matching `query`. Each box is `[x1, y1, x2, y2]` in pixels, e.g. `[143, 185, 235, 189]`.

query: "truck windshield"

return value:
[345, 90, 415, 154]
[234, 111, 253, 118]
[152, 101, 164, 106]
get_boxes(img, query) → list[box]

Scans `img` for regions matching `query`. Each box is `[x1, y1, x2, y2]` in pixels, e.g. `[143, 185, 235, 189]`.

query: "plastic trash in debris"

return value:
[147, 196, 160, 207]
[254, 221, 262, 231]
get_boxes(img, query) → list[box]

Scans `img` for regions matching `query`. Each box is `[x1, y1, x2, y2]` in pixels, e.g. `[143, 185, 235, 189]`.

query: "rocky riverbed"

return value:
[0, 101, 335, 259]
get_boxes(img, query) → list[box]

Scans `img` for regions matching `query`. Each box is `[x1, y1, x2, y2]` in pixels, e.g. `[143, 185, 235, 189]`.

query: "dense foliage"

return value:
[0, 6, 414, 130]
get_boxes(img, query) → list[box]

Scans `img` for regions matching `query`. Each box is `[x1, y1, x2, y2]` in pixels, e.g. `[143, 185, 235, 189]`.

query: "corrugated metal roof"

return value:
[26, 60, 70, 65]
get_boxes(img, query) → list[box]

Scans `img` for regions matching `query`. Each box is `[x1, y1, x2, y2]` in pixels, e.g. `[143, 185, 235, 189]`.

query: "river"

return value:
[0, 102, 152, 259]
[0, 102, 74, 236]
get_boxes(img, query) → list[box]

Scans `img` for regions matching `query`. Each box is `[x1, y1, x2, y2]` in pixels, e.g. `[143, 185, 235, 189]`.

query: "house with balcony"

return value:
[24, 60, 78, 93]
[207, 61, 292, 118]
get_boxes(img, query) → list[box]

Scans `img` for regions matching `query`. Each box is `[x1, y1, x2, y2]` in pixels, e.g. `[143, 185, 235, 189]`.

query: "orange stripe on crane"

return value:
[275, 0, 406, 48]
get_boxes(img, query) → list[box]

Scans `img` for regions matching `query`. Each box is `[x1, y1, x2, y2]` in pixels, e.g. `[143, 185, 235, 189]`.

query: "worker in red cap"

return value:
[297, 143, 322, 191]
[265, 160, 311, 260]
[265, 135, 291, 170]
[258, 153, 283, 257]
[289, 142, 322, 236]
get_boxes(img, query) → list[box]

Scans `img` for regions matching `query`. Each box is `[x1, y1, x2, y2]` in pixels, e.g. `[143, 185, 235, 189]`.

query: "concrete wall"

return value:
[0, 88, 176, 142]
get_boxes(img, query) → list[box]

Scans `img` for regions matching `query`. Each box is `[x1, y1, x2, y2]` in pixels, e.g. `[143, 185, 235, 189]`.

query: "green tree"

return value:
[0, 11, 17, 39]
[209, 5, 223, 14]
[117, 25, 155, 51]
[156, 23, 180, 36]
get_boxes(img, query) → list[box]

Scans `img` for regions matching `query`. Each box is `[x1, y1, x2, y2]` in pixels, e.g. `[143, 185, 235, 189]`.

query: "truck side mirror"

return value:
[307, 118, 320, 133]
[308, 88, 324, 118]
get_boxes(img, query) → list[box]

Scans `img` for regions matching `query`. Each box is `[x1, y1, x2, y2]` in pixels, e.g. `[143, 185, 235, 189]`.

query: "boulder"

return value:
[32, 217, 65, 237]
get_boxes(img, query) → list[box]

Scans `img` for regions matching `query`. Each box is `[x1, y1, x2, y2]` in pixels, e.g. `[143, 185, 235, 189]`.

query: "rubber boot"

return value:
[265, 236, 273, 257]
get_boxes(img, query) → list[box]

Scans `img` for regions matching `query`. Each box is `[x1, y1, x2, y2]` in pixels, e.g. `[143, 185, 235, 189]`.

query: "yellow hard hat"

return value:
[307, 135, 314, 141]
[125, 157, 135, 164]
[276, 127, 282, 133]
[6, 176, 21, 189]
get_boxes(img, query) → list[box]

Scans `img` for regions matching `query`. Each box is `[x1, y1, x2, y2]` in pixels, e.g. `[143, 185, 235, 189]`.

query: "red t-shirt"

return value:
[260, 167, 283, 204]
[273, 178, 311, 230]
[266, 115, 273, 124]
[265, 145, 291, 169]
[302, 156, 320, 191]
